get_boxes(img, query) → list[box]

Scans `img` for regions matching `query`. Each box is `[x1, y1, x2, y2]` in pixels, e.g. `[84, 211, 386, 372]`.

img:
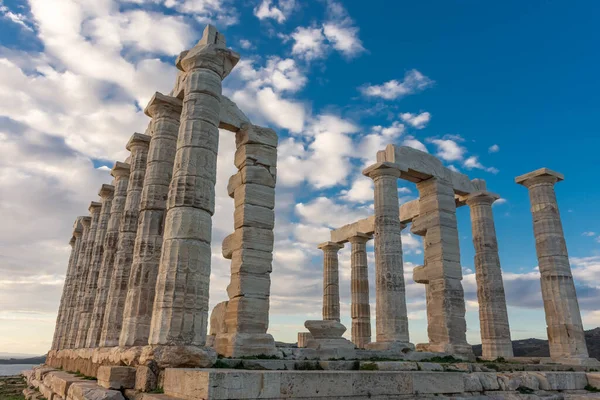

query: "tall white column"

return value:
[318, 242, 344, 322]
[349, 233, 371, 348]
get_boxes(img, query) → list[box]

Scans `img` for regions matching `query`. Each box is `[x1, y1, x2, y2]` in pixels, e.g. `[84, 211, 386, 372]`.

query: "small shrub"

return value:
[517, 386, 534, 394]
[360, 363, 378, 371]
[494, 357, 506, 363]
[484, 363, 499, 371]
[212, 360, 230, 369]
[585, 384, 600, 393]
[419, 356, 461, 364]
[149, 387, 164, 394]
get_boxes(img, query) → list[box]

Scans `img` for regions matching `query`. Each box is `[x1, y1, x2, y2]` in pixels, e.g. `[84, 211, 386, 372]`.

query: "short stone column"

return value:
[87, 162, 130, 347]
[516, 168, 591, 363]
[465, 191, 513, 358]
[363, 162, 412, 351]
[70, 202, 101, 348]
[77, 184, 115, 348]
[411, 177, 472, 357]
[349, 233, 372, 348]
[318, 241, 344, 322]
[120, 93, 182, 347]
[149, 25, 239, 348]
[214, 124, 278, 357]
[100, 134, 150, 347]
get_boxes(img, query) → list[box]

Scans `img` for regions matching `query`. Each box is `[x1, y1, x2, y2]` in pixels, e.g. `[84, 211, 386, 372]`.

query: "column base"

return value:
[365, 341, 415, 354]
[481, 340, 515, 359]
[416, 342, 475, 360]
[305, 338, 356, 360]
[214, 332, 278, 358]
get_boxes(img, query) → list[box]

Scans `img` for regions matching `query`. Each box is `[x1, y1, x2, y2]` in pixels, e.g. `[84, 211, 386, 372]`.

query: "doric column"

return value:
[100, 134, 150, 347]
[349, 233, 372, 348]
[120, 93, 182, 346]
[149, 25, 239, 347]
[77, 184, 114, 348]
[411, 177, 472, 357]
[318, 242, 344, 322]
[465, 191, 513, 358]
[87, 162, 130, 347]
[516, 168, 591, 362]
[51, 218, 84, 350]
[363, 162, 412, 351]
[70, 202, 101, 348]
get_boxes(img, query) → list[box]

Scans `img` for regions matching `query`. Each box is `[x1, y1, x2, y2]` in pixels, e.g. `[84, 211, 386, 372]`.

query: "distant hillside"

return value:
[472, 327, 600, 360]
[0, 355, 46, 365]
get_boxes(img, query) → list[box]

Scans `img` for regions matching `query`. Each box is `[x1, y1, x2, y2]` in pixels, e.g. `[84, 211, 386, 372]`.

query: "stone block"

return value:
[372, 361, 419, 371]
[35, 367, 56, 381]
[235, 124, 278, 148]
[233, 203, 274, 229]
[417, 362, 444, 371]
[46, 371, 84, 398]
[67, 381, 125, 400]
[177, 119, 219, 153]
[226, 272, 271, 298]
[472, 372, 500, 391]
[533, 371, 588, 390]
[222, 227, 274, 257]
[209, 301, 228, 336]
[224, 296, 270, 333]
[304, 320, 346, 339]
[165, 174, 216, 213]
[97, 366, 136, 390]
[297, 332, 313, 348]
[219, 95, 250, 132]
[214, 332, 278, 358]
[216, 359, 294, 370]
[38, 382, 54, 400]
[230, 248, 273, 274]
[412, 371, 465, 394]
[234, 144, 277, 169]
[134, 366, 157, 392]
[588, 372, 600, 389]
[463, 373, 483, 392]
[234, 184, 275, 209]
[163, 207, 212, 242]
[317, 361, 358, 371]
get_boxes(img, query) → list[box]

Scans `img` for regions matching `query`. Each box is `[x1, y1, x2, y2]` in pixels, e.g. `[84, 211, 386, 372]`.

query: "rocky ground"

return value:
[0, 375, 26, 400]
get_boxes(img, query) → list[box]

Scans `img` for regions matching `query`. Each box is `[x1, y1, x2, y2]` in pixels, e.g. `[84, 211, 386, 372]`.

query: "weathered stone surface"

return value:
[67, 381, 125, 400]
[297, 332, 313, 348]
[235, 124, 278, 148]
[304, 320, 356, 359]
[348, 234, 371, 349]
[219, 95, 250, 132]
[304, 320, 346, 339]
[317, 242, 344, 322]
[97, 366, 136, 390]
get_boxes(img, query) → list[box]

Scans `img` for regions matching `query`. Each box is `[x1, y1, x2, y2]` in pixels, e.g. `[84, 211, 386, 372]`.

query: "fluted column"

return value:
[100, 134, 150, 347]
[318, 242, 344, 322]
[87, 162, 130, 347]
[120, 93, 182, 346]
[77, 184, 114, 348]
[363, 162, 412, 351]
[149, 25, 239, 347]
[411, 177, 472, 357]
[349, 233, 371, 348]
[516, 168, 590, 362]
[51, 218, 84, 350]
[466, 191, 513, 358]
[69, 203, 101, 348]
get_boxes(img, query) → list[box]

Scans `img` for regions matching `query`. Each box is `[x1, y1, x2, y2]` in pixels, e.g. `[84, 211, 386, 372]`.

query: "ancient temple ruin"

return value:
[34, 25, 600, 400]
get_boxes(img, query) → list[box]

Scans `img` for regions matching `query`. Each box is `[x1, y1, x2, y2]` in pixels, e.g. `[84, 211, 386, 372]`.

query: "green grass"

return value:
[359, 363, 378, 371]
[418, 356, 462, 363]
[148, 387, 164, 394]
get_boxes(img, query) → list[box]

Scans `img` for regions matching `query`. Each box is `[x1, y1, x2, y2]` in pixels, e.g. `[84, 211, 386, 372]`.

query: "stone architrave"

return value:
[348, 233, 372, 348]
[51, 218, 84, 350]
[100, 134, 150, 347]
[516, 168, 593, 363]
[411, 177, 472, 357]
[363, 162, 412, 351]
[87, 162, 131, 347]
[149, 25, 239, 347]
[69, 202, 101, 348]
[318, 242, 344, 322]
[464, 191, 513, 359]
[120, 93, 182, 347]
[77, 184, 115, 348]
[214, 124, 278, 357]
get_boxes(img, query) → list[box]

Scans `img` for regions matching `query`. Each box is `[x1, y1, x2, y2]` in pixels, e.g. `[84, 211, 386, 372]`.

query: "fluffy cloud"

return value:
[360, 70, 434, 100]
[463, 155, 499, 174]
[428, 138, 466, 162]
[254, 0, 295, 23]
[290, 26, 328, 61]
[400, 111, 431, 129]
[0, 0, 33, 31]
[488, 144, 500, 153]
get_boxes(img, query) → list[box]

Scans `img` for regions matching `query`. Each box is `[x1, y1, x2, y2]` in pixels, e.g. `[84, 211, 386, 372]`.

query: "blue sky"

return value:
[0, 0, 599, 354]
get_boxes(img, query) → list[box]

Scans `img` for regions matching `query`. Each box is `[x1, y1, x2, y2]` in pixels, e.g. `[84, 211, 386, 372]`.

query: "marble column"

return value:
[100, 134, 150, 347]
[77, 184, 114, 348]
[465, 191, 513, 358]
[120, 93, 182, 346]
[149, 25, 239, 347]
[363, 162, 412, 351]
[516, 168, 591, 362]
[318, 242, 344, 322]
[349, 233, 372, 348]
[411, 177, 472, 357]
[87, 162, 130, 347]
[51, 218, 83, 350]
[70, 202, 101, 348]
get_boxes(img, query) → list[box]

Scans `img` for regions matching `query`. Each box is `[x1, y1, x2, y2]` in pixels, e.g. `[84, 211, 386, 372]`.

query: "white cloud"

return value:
[340, 176, 373, 203]
[0, 1, 33, 31]
[290, 26, 327, 61]
[493, 198, 507, 206]
[239, 39, 253, 49]
[163, 0, 239, 26]
[357, 122, 405, 164]
[254, 0, 295, 23]
[402, 136, 428, 153]
[582, 232, 596, 237]
[400, 111, 431, 129]
[360, 70, 434, 100]
[463, 155, 499, 174]
[488, 144, 500, 153]
[428, 138, 465, 162]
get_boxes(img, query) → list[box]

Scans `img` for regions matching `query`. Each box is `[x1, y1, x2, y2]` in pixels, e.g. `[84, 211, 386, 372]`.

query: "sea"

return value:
[0, 364, 38, 376]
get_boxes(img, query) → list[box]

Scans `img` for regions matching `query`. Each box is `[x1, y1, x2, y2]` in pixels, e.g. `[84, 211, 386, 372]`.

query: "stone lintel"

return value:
[317, 241, 344, 251]
[347, 232, 372, 243]
[110, 161, 131, 178]
[456, 190, 500, 207]
[89, 201, 102, 212]
[144, 91, 183, 118]
[126, 133, 151, 150]
[219, 95, 251, 132]
[515, 167, 564, 185]
[98, 184, 115, 198]
[362, 161, 404, 179]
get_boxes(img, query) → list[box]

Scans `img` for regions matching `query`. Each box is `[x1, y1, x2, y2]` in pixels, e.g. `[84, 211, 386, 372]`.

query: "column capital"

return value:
[69, 236, 76, 246]
[126, 133, 151, 151]
[110, 161, 131, 178]
[362, 162, 403, 180]
[98, 184, 115, 199]
[318, 241, 344, 252]
[462, 190, 500, 207]
[80, 216, 92, 228]
[89, 201, 102, 213]
[516, 168, 563, 188]
[348, 232, 372, 244]
[178, 25, 240, 78]
[144, 92, 183, 119]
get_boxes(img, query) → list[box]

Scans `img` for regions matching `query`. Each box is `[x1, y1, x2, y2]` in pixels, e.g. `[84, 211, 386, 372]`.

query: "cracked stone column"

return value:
[149, 25, 239, 348]
[214, 124, 279, 357]
[120, 93, 182, 347]
[51, 217, 84, 350]
[363, 162, 412, 351]
[100, 134, 150, 347]
[70, 202, 101, 348]
[411, 177, 472, 357]
[77, 184, 114, 348]
[516, 168, 592, 363]
[87, 162, 130, 347]
[349, 233, 372, 349]
[318, 242, 344, 322]
[465, 191, 513, 359]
